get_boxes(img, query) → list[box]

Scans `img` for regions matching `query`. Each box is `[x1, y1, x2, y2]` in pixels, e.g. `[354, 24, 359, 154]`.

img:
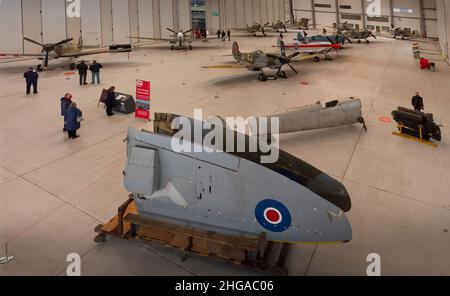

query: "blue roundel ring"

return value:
[255, 199, 292, 233]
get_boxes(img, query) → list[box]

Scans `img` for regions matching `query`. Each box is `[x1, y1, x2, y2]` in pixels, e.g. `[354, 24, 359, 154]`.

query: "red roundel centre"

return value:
[266, 209, 280, 223]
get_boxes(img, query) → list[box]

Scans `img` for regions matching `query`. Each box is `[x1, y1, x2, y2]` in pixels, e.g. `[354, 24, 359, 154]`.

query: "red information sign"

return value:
[135, 79, 151, 120]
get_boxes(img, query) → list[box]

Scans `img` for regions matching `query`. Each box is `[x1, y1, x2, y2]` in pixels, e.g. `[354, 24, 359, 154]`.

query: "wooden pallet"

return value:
[95, 196, 289, 275]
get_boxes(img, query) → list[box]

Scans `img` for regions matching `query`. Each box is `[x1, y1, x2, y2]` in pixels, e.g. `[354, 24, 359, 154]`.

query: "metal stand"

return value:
[0, 243, 15, 264]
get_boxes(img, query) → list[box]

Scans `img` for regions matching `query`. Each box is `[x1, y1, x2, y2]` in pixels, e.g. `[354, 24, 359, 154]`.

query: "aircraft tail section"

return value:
[232, 42, 242, 61]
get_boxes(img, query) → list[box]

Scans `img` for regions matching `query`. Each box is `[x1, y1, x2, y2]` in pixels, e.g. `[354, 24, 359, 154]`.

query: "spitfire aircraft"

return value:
[333, 22, 377, 43]
[231, 22, 276, 37]
[391, 25, 414, 40]
[267, 20, 290, 32]
[296, 32, 351, 46]
[291, 18, 313, 30]
[129, 28, 204, 50]
[203, 41, 319, 81]
[343, 28, 377, 43]
[0, 37, 132, 71]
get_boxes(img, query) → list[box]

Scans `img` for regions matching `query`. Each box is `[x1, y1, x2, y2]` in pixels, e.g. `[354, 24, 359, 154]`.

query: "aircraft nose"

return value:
[308, 173, 352, 212]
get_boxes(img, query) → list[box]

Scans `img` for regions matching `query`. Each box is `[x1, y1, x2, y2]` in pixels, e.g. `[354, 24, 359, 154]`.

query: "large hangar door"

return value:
[100, 0, 113, 46]
[178, 0, 192, 32]
[22, 0, 42, 54]
[81, 0, 102, 47]
[129, 0, 139, 40]
[236, 0, 245, 28]
[260, 0, 268, 24]
[42, 0, 67, 43]
[160, 0, 175, 39]
[253, 0, 261, 24]
[66, 0, 81, 42]
[112, 0, 131, 44]
[244, 0, 253, 25]
[225, 0, 236, 29]
[138, 0, 155, 38]
[0, 0, 23, 53]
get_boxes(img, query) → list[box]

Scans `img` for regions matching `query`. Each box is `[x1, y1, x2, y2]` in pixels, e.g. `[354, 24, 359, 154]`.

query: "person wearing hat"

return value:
[23, 67, 39, 95]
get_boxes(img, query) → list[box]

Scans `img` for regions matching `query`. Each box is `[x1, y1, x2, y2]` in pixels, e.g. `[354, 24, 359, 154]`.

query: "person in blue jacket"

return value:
[60, 93, 73, 132]
[64, 102, 82, 139]
[23, 67, 39, 95]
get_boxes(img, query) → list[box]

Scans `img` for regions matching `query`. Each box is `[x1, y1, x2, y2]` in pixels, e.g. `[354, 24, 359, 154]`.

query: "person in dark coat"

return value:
[221, 30, 226, 41]
[77, 61, 89, 86]
[64, 102, 82, 139]
[23, 67, 39, 95]
[89, 60, 103, 84]
[217, 30, 221, 39]
[227, 30, 231, 41]
[105, 86, 116, 117]
[60, 93, 73, 132]
[412, 92, 424, 112]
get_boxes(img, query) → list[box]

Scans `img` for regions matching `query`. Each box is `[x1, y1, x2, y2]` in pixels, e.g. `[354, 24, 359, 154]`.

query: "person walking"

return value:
[89, 60, 103, 84]
[64, 102, 82, 139]
[411, 92, 424, 112]
[23, 67, 39, 95]
[221, 30, 226, 41]
[77, 61, 88, 86]
[217, 30, 221, 39]
[227, 30, 231, 41]
[105, 86, 116, 117]
[322, 28, 327, 35]
[60, 93, 73, 132]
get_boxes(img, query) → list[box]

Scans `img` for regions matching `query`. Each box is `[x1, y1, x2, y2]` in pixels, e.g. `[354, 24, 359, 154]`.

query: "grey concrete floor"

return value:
[0, 34, 449, 276]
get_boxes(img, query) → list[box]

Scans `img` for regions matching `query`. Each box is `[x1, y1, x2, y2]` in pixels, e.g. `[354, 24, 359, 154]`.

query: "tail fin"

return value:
[232, 42, 241, 60]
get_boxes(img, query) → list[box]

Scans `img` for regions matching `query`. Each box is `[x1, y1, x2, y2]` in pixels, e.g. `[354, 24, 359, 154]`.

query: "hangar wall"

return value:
[436, 0, 450, 63]
[0, 0, 289, 54]
[292, 0, 438, 38]
[204, 0, 289, 32]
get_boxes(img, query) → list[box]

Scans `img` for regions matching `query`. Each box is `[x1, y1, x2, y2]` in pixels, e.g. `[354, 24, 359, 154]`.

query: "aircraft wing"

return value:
[0, 53, 44, 63]
[58, 47, 132, 58]
[202, 64, 248, 69]
[129, 36, 173, 42]
[290, 53, 321, 62]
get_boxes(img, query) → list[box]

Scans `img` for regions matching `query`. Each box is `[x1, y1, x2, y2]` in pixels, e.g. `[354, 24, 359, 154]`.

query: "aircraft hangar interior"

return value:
[0, 0, 449, 279]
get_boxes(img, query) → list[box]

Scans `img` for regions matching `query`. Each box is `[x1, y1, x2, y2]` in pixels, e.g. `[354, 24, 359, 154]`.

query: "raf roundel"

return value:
[255, 199, 292, 233]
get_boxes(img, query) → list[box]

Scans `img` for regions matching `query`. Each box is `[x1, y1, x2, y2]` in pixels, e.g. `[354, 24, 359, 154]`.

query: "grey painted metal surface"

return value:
[123, 125, 352, 244]
[251, 97, 366, 135]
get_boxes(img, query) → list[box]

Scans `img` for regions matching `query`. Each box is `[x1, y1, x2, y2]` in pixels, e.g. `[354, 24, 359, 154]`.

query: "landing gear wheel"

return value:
[357, 39, 362, 44]
[258, 73, 268, 82]
[277, 71, 287, 79]
[313, 56, 320, 62]
[36, 64, 43, 72]
[69, 63, 76, 70]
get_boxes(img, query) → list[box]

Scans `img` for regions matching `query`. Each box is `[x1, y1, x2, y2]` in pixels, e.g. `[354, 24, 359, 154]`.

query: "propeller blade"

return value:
[166, 28, 177, 34]
[183, 29, 194, 35]
[264, 22, 270, 27]
[53, 38, 74, 47]
[23, 37, 44, 47]
[346, 37, 353, 44]
[371, 33, 377, 39]
[326, 36, 333, 43]
[288, 63, 298, 74]
[288, 52, 300, 59]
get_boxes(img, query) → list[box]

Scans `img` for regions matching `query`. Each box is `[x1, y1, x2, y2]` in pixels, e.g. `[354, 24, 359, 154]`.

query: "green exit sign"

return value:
[212, 11, 219, 17]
